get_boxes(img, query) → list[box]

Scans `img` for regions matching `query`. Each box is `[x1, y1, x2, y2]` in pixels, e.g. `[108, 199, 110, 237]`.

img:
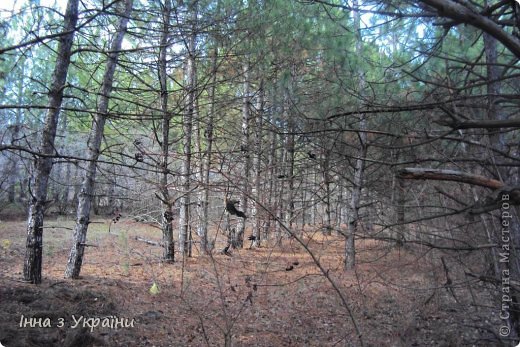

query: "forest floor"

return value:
[0, 217, 504, 346]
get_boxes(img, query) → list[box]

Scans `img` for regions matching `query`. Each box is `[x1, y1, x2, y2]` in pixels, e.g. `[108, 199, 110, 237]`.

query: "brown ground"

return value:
[0, 218, 504, 346]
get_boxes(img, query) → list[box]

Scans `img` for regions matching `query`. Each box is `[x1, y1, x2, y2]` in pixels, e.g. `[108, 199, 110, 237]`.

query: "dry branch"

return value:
[419, 0, 520, 58]
[397, 168, 504, 189]
[436, 118, 520, 129]
[397, 168, 520, 214]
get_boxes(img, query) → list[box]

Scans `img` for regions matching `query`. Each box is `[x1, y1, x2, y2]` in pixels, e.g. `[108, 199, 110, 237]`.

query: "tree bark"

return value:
[62, 160, 72, 211]
[284, 87, 296, 230]
[23, 0, 79, 284]
[158, 0, 175, 262]
[6, 125, 20, 204]
[252, 81, 264, 248]
[264, 109, 278, 241]
[323, 154, 333, 235]
[179, 2, 197, 256]
[7, 67, 24, 204]
[345, 0, 367, 270]
[235, 63, 251, 248]
[198, 44, 218, 254]
[65, 0, 132, 279]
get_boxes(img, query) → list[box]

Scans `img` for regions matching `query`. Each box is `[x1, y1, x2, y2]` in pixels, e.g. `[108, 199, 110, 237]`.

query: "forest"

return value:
[0, 0, 519, 346]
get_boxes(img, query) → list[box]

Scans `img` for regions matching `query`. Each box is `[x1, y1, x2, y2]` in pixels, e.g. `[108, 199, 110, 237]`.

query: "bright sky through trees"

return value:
[1, 0, 66, 14]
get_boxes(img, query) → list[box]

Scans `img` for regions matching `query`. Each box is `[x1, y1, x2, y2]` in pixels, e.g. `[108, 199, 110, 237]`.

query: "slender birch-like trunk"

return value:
[197, 45, 218, 254]
[65, 0, 132, 278]
[284, 88, 296, 230]
[23, 0, 79, 284]
[158, 0, 174, 261]
[345, 0, 367, 270]
[264, 110, 277, 241]
[235, 63, 251, 248]
[252, 81, 264, 247]
[179, 2, 197, 256]
[323, 155, 332, 235]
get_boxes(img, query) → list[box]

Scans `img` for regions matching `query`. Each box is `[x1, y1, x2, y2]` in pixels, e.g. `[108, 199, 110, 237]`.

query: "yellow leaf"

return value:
[149, 282, 160, 295]
[1, 239, 11, 250]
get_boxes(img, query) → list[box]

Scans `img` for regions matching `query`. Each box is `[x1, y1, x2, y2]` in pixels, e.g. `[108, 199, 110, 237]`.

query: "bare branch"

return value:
[397, 168, 504, 189]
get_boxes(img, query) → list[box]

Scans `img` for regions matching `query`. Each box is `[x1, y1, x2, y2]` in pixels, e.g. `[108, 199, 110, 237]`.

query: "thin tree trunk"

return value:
[276, 121, 285, 240]
[52, 163, 63, 211]
[336, 184, 343, 228]
[193, 63, 203, 254]
[311, 171, 317, 226]
[345, 132, 366, 270]
[23, 0, 79, 284]
[396, 177, 405, 225]
[264, 111, 277, 241]
[65, 0, 132, 278]
[72, 163, 81, 208]
[323, 156, 332, 235]
[62, 160, 72, 212]
[235, 63, 251, 248]
[106, 166, 116, 215]
[7, 66, 24, 204]
[345, 0, 367, 270]
[198, 44, 218, 254]
[252, 81, 264, 248]
[179, 3, 197, 256]
[57, 112, 69, 215]
[394, 177, 406, 245]
[284, 89, 296, 230]
[158, 0, 174, 262]
[7, 125, 20, 204]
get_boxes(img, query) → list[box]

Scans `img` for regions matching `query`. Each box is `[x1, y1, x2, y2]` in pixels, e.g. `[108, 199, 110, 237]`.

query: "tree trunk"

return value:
[8, 58, 26, 204]
[193, 50, 204, 255]
[106, 168, 116, 216]
[72, 163, 81, 208]
[276, 128, 285, 240]
[311, 171, 317, 226]
[6, 125, 20, 204]
[61, 160, 72, 213]
[23, 0, 79, 284]
[92, 193, 100, 215]
[345, 0, 367, 270]
[323, 155, 332, 235]
[345, 131, 367, 270]
[284, 88, 296, 230]
[235, 63, 251, 248]
[179, 2, 197, 256]
[65, 0, 132, 279]
[264, 110, 277, 241]
[252, 81, 264, 248]
[395, 177, 406, 245]
[198, 44, 218, 254]
[158, 0, 174, 262]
